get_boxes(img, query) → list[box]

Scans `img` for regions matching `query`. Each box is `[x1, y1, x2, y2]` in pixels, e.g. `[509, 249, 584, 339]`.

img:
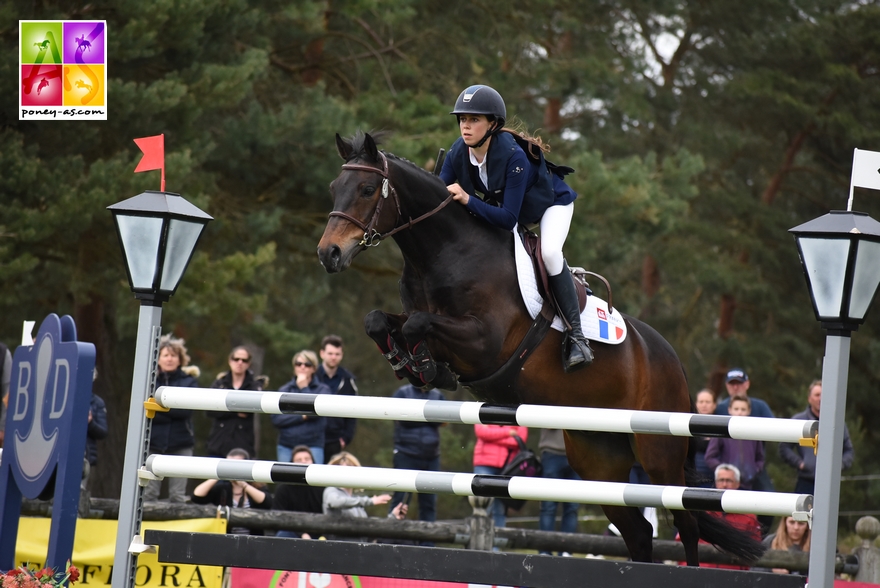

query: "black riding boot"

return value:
[548, 266, 594, 372]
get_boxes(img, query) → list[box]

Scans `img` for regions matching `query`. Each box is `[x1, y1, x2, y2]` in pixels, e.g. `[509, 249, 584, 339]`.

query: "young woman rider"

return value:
[439, 84, 593, 372]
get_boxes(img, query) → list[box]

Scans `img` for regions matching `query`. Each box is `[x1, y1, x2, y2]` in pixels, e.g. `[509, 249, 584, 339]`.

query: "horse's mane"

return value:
[385, 153, 447, 188]
[345, 131, 446, 189]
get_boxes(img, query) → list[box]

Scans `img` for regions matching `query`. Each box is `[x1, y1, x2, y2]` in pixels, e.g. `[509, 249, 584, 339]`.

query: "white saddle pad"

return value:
[513, 226, 627, 345]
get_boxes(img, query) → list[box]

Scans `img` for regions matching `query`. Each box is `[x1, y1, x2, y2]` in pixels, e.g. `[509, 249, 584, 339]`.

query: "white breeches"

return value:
[539, 202, 574, 276]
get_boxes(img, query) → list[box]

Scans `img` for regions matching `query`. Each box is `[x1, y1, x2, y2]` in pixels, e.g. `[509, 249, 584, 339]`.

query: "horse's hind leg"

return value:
[633, 434, 700, 564]
[565, 431, 655, 562]
[672, 510, 701, 566]
[364, 310, 422, 387]
[602, 506, 655, 562]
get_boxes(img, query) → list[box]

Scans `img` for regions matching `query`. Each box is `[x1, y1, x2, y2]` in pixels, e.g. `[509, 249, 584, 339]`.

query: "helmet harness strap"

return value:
[472, 119, 500, 149]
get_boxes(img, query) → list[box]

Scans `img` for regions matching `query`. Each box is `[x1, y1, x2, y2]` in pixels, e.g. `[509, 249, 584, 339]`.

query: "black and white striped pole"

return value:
[108, 191, 211, 588]
[154, 387, 817, 444]
[141, 455, 813, 518]
[790, 203, 880, 588]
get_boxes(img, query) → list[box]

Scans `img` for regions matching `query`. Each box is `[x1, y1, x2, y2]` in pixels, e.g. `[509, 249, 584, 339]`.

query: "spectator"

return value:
[473, 424, 527, 529]
[705, 395, 764, 489]
[387, 384, 445, 530]
[323, 451, 407, 540]
[192, 448, 271, 534]
[144, 334, 199, 503]
[779, 379, 854, 495]
[273, 445, 326, 539]
[0, 341, 11, 447]
[315, 335, 358, 462]
[694, 389, 717, 487]
[83, 390, 109, 489]
[761, 516, 811, 575]
[272, 350, 332, 464]
[677, 464, 761, 570]
[538, 428, 579, 555]
[207, 346, 268, 459]
[715, 368, 774, 417]
[715, 368, 776, 530]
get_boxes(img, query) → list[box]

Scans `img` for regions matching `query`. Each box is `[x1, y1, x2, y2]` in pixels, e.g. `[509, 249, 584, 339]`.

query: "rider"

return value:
[439, 84, 593, 372]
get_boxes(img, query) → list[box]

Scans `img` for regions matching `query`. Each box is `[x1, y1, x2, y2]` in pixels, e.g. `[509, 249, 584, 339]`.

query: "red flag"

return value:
[133, 134, 165, 191]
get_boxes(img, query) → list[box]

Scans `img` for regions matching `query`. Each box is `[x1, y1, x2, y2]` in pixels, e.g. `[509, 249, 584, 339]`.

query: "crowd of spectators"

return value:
[0, 332, 858, 574]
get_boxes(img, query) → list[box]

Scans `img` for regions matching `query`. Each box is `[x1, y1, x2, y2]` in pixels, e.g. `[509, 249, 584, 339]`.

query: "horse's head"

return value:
[318, 132, 400, 272]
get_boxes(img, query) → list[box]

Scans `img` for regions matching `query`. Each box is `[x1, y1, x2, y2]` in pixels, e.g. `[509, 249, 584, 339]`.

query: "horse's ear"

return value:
[336, 133, 353, 160]
[364, 133, 380, 162]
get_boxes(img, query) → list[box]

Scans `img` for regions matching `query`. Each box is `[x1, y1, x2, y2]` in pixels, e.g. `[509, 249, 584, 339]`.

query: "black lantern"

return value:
[790, 210, 880, 330]
[108, 191, 212, 303]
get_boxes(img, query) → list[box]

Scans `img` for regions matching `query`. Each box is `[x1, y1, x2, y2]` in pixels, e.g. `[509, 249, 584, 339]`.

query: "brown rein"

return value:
[330, 152, 455, 247]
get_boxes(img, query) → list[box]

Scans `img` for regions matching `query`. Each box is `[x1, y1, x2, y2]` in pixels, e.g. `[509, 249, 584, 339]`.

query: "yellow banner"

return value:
[15, 517, 225, 588]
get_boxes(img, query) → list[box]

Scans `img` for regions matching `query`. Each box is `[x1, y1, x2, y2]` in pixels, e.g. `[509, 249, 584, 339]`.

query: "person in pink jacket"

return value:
[473, 424, 528, 529]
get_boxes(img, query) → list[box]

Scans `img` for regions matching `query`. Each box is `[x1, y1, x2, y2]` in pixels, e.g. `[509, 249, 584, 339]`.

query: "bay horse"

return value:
[317, 132, 764, 566]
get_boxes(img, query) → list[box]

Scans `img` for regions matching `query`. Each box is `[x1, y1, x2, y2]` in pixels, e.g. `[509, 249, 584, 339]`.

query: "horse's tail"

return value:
[692, 511, 767, 564]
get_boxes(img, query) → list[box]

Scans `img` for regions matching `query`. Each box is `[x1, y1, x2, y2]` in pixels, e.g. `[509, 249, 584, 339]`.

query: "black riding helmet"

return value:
[451, 84, 506, 147]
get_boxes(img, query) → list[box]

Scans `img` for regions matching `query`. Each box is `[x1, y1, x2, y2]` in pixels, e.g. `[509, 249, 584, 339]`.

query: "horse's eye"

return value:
[363, 185, 376, 197]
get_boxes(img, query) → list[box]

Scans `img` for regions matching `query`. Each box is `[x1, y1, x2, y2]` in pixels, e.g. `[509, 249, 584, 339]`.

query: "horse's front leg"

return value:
[400, 311, 489, 391]
[364, 310, 423, 387]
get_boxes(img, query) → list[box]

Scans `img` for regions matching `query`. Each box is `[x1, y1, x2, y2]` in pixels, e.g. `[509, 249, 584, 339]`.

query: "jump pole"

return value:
[141, 455, 812, 519]
[153, 387, 818, 444]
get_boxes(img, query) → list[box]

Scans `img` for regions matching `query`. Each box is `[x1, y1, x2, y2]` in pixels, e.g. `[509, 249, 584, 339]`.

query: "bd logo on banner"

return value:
[0, 314, 95, 572]
[20, 20, 107, 120]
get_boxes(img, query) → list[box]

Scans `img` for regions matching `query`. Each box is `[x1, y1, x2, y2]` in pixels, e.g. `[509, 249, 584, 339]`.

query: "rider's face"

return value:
[459, 115, 494, 147]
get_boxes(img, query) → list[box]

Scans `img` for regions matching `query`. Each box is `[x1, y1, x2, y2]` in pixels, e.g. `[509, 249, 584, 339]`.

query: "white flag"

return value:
[21, 320, 35, 346]
[851, 148, 880, 191]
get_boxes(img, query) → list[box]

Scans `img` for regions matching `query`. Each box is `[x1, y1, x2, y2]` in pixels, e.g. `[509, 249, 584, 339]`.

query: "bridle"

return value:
[329, 152, 455, 247]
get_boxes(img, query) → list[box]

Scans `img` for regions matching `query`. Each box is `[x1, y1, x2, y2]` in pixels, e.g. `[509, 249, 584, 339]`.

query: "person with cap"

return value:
[438, 84, 592, 373]
[714, 368, 776, 532]
[715, 368, 774, 418]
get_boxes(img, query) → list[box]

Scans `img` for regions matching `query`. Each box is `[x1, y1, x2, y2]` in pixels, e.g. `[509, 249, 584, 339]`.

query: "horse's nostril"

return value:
[317, 244, 344, 273]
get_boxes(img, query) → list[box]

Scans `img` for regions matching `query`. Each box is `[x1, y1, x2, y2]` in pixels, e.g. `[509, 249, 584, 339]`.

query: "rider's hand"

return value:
[448, 183, 470, 206]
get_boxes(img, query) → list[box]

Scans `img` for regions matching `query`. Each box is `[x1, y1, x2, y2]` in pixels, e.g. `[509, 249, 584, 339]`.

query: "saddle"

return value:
[518, 227, 589, 325]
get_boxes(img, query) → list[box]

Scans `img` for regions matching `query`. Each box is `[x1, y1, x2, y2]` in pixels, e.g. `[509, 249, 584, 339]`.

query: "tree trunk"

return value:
[75, 292, 127, 500]
[543, 97, 562, 134]
[636, 254, 661, 320]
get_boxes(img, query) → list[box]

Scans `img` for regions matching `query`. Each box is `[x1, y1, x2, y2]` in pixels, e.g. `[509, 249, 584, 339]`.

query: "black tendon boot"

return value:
[548, 267, 594, 372]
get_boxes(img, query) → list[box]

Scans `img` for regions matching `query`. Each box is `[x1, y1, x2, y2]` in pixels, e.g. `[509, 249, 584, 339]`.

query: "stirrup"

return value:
[563, 335, 594, 373]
